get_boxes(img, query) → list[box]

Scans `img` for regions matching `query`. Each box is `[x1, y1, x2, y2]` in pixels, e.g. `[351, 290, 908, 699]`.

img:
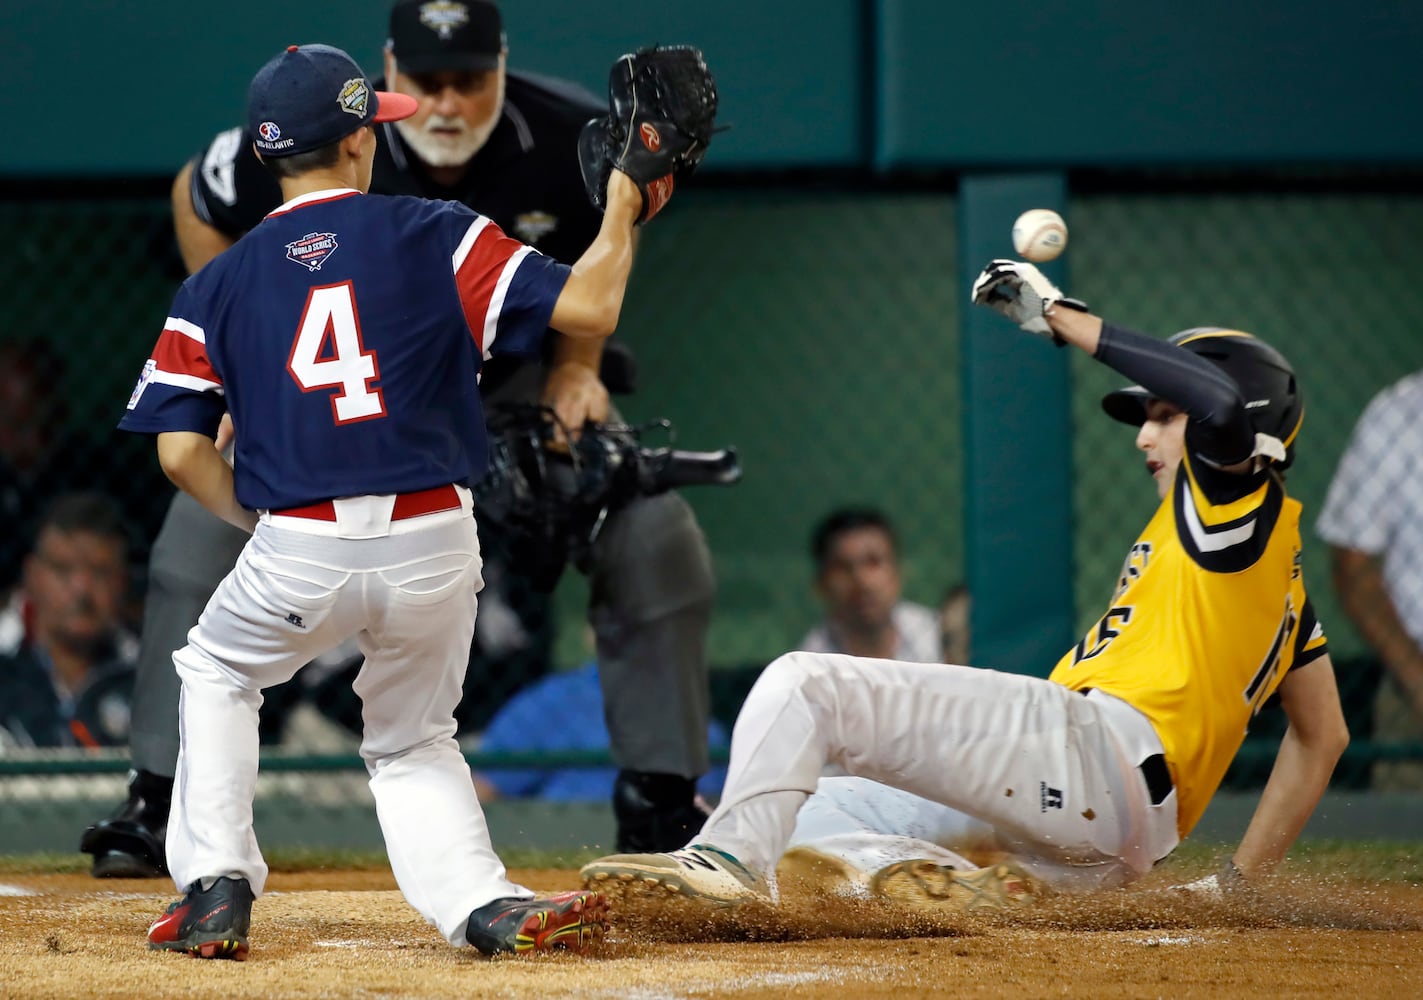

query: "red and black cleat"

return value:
[147, 876, 254, 960]
[465, 889, 609, 956]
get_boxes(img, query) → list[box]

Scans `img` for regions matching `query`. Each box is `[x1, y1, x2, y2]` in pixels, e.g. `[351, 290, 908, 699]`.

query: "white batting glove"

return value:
[970, 259, 1087, 339]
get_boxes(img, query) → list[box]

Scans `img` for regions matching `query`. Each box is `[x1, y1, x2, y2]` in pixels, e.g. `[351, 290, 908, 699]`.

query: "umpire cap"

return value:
[387, 0, 506, 73]
[1102, 328, 1304, 469]
[248, 44, 417, 158]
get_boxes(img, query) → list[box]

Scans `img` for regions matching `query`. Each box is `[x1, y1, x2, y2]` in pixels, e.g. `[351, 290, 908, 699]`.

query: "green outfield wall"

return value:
[6, 2, 1423, 176]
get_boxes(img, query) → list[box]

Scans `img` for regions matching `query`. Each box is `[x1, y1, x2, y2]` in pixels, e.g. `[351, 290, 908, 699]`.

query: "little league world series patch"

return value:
[286, 232, 340, 271]
[126, 358, 156, 410]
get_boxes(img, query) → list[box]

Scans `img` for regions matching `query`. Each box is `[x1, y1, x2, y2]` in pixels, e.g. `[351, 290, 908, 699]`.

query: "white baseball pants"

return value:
[700, 652, 1179, 893]
[166, 490, 532, 946]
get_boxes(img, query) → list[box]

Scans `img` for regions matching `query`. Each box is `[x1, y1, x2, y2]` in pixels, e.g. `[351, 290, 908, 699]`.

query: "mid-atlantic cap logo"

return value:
[338, 78, 371, 118]
[286, 232, 340, 272]
[419, 1, 470, 39]
[258, 121, 282, 142]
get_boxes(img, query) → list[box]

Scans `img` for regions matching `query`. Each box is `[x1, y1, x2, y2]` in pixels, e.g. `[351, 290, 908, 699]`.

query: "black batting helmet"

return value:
[1101, 328, 1304, 468]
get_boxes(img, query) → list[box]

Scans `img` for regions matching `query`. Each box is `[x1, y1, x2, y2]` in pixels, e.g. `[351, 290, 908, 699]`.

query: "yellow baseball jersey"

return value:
[1049, 455, 1328, 837]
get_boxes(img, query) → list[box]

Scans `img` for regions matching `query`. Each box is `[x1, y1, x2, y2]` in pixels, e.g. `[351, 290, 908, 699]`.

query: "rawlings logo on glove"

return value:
[578, 45, 720, 224]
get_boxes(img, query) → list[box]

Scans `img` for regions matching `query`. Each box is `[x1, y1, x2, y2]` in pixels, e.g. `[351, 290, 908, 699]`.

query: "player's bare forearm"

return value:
[1045, 304, 1103, 353]
[551, 330, 606, 371]
[1331, 546, 1423, 716]
[1232, 656, 1348, 876]
[156, 431, 258, 534]
[172, 161, 236, 275]
[549, 171, 641, 339]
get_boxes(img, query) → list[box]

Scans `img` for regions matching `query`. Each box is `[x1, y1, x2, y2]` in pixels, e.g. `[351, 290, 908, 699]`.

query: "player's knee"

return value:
[758, 650, 831, 697]
[761, 650, 872, 708]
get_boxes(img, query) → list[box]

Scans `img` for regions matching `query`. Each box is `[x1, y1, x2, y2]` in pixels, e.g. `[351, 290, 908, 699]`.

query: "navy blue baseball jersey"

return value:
[122, 188, 570, 510]
[186, 72, 606, 394]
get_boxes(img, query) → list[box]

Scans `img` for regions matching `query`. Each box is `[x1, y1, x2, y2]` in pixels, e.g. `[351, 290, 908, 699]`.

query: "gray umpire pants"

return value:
[128, 489, 250, 776]
[128, 362, 716, 781]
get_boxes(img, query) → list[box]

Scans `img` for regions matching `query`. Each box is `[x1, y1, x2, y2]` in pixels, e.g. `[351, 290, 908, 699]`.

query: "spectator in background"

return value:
[800, 507, 941, 662]
[1316, 371, 1423, 782]
[0, 339, 167, 629]
[471, 659, 728, 804]
[0, 493, 136, 749]
[0, 340, 72, 601]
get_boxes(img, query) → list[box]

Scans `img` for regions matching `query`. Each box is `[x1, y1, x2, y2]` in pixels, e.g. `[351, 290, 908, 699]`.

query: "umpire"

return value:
[81, 0, 716, 875]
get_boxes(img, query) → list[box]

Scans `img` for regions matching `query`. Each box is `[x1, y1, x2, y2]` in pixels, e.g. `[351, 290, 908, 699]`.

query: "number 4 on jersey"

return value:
[288, 281, 385, 423]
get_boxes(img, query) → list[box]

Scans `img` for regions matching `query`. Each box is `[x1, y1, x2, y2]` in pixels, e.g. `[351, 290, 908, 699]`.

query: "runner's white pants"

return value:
[166, 492, 531, 947]
[701, 652, 1179, 893]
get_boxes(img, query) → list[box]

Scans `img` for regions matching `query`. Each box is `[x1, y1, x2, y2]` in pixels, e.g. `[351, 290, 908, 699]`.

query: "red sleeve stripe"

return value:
[480, 247, 534, 357]
[450, 216, 526, 352]
[451, 216, 493, 270]
[151, 323, 222, 388]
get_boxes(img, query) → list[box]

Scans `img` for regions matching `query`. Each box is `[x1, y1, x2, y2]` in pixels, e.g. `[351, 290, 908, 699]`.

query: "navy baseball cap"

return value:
[387, 0, 505, 73]
[248, 44, 418, 158]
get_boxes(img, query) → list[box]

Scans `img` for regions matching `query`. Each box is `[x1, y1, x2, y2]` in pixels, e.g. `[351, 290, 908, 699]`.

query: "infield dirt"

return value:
[2, 866, 1421, 999]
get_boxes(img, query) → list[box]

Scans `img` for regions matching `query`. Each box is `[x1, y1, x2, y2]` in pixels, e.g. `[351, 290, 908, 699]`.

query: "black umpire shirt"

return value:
[186, 70, 606, 390]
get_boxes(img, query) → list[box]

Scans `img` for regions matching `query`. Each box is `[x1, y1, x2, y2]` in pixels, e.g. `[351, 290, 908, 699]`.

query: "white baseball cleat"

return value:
[580, 844, 770, 906]
[869, 860, 1040, 913]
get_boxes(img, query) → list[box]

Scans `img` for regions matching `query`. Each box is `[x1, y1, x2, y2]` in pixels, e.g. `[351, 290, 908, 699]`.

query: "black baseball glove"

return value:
[578, 45, 719, 223]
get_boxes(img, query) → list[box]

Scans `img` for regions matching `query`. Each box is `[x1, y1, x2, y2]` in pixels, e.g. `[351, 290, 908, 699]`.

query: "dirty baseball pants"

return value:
[128, 362, 715, 785]
[167, 492, 531, 946]
[700, 652, 1181, 893]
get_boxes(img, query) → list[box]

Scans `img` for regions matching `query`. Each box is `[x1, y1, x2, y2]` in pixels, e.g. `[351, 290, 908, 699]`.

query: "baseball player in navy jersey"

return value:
[82, 0, 715, 877]
[127, 42, 661, 959]
[581, 261, 1349, 913]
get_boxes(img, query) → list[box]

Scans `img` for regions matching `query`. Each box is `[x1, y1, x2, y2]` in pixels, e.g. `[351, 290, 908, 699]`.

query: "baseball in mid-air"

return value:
[1012, 209, 1068, 263]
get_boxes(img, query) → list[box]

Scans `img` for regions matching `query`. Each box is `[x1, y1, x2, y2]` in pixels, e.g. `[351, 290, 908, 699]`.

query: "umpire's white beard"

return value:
[395, 78, 505, 168]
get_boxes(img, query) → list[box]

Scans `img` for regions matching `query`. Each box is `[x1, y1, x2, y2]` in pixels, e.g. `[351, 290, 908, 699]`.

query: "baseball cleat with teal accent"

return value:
[580, 844, 770, 906]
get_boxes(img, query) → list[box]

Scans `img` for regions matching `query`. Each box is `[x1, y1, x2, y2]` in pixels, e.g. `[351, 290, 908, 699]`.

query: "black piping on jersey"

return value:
[504, 101, 535, 152]
[1172, 457, 1284, 573]
[1292, 597, 1328, 671]
[1097, 323, 1257, 467]
[381, 120, 408, 172]
[1244, 602, 1295, 708]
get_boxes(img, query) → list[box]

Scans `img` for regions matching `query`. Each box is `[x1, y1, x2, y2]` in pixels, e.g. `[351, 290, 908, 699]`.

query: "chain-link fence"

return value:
[2, 177, 1421, 852]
